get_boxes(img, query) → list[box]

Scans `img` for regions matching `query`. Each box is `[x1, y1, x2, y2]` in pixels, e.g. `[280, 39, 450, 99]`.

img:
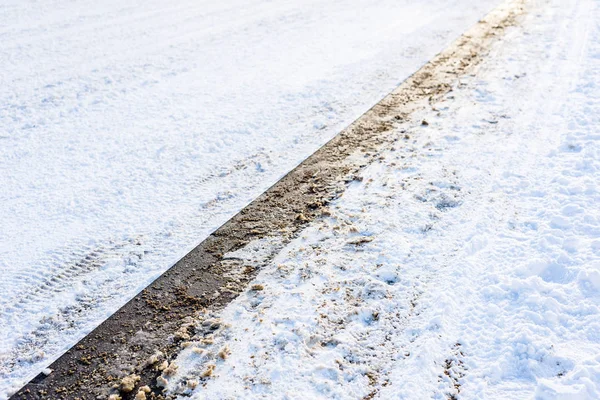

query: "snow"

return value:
[160, 0, 600, 398]
[0, 0, 502, 395]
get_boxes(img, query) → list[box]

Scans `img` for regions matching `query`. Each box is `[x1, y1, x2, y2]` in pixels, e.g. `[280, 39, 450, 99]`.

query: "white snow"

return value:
[162, 0, 600, 398]
[0, 0, 503, 395]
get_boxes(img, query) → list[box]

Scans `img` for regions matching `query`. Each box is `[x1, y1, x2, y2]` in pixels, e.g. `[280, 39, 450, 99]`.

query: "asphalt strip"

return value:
[11, 0, 526, 398]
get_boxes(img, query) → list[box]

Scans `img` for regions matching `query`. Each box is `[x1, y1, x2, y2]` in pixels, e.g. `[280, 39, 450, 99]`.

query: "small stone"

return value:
[201, 364, 216, 378]
[192, 347, 207, 356]
[163, 362, 178, 376]
[295, 213, 308, 221]
[145, 351, 163, 367]
[156, 375, 169, 388]
[158, 360, 169, 371]
[174, 328, 191, 340]
[201, 337, 215, 345]
[187, 379, 199, 389]
[139, 386, 151, 393]
[134, 390, 146, 400]
[347, 236, 374, 245]
[120, 374, 140, 393]
[218, 345, 231, 360]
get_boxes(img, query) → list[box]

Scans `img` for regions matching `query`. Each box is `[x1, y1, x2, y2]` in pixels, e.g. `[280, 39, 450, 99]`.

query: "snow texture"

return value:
[163, 0, 600, 398]
[0, 0, 501, 395]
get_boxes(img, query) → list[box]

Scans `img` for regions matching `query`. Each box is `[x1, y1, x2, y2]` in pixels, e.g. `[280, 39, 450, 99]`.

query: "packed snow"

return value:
[0, 0, 503, 395]
[158, 0, 600, 398]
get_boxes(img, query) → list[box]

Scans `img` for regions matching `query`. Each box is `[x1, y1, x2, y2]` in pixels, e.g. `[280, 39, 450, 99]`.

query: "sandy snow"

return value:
[161, 0, 600, 398]
[0, 0, 503, 395]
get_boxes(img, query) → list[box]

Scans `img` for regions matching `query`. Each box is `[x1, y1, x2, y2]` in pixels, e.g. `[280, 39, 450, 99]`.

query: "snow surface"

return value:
[161, 0, 600, 398]
[0, 0, 503, 395]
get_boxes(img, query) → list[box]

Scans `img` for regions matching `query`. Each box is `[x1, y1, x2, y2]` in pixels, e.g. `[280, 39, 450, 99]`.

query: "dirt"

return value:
[10, 1, 525, 399]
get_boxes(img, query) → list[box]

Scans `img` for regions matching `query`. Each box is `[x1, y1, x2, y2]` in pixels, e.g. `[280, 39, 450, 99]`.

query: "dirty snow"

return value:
[0, 0, 503, 395]
[164, 0, 600, 398]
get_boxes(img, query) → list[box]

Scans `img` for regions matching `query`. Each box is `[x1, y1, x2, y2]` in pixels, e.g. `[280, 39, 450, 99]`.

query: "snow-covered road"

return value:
[0, 0, 503, 395]
[153, 0, 600, 398]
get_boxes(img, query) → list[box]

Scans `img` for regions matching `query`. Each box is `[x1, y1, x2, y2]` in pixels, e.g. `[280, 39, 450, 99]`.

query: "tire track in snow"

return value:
[0, 147, 278, 383]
